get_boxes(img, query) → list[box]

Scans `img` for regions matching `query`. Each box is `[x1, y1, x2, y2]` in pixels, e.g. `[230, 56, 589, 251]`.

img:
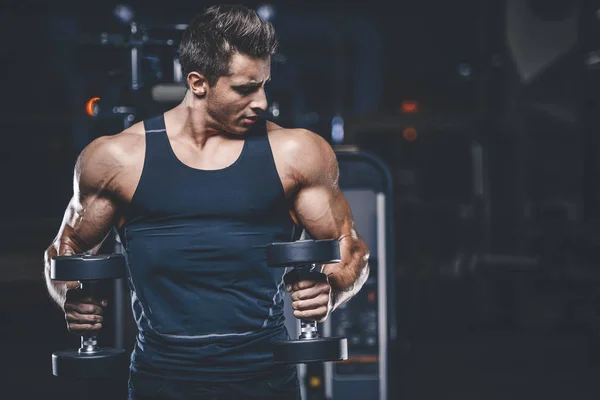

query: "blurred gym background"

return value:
[2, 0, 600, 399]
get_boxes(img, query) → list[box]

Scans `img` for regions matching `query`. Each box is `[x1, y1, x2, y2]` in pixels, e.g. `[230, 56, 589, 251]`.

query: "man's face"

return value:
[206, 52, 271, 135]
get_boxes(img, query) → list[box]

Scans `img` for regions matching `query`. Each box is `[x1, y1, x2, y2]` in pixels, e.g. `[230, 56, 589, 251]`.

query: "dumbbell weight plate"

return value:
[273, 337, 348, 364]
[50, 254, 126, 281]
[266, 239, 341, 267]
[52, 348, 129, 378]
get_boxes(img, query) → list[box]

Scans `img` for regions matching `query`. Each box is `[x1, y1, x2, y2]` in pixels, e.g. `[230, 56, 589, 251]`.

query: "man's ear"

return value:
[187, 72, 208, 97]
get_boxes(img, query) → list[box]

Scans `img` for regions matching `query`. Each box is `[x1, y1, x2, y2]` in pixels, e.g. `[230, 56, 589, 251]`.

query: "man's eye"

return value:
[236, 87, 254, 94]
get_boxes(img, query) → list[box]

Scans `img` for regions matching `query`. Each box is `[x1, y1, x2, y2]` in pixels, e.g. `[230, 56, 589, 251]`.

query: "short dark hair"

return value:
[178, 4, 279, 87]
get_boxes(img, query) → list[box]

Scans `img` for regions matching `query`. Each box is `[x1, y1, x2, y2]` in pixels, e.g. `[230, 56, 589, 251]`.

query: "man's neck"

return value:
[167, 91, 222, 147]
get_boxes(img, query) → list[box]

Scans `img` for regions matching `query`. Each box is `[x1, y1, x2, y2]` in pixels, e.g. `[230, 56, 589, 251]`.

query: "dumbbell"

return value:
[50, 254, 129, 378]
[266, 239, 348, 363]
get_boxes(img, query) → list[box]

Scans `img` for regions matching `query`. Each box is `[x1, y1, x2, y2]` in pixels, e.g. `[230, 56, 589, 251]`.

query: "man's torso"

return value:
[107, 113, 303, 382]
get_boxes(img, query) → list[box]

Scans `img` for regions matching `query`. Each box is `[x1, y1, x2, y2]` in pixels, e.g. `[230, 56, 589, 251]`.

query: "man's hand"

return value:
[64, 283, 108, 333]
[287, 279, 333, 323]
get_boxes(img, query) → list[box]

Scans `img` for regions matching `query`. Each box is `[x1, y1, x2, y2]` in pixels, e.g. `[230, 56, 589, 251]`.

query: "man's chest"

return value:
[109, 156, 298, 206]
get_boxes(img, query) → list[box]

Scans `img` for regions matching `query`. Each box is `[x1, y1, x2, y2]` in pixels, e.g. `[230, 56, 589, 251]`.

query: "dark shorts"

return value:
[127, 367, 301, 400]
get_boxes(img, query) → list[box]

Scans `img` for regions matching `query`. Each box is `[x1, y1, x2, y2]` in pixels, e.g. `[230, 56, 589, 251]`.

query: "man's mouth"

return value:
[242, 115, 258, 124]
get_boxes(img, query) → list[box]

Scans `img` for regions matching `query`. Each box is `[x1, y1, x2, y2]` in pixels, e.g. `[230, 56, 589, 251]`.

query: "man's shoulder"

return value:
[80, 123, 145, 167]
[265, 121, 329, 155]
[265, 121, 337, 184]
[76, 123, 146, 192]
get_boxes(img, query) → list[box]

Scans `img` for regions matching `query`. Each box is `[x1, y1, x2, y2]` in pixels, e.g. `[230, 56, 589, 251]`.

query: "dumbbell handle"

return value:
[284, 265, 327, 339]
[299, 320, 319, 339]
[78, 279, 101, 296]
[80, 335, 100, 353]
[283, 265, 327, 287]
[77, 280, 103, 353]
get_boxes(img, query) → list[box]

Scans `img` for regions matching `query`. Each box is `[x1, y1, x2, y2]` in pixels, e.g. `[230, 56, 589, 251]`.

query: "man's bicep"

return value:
[54, 139, 122, 254]
[55, 192, 119, 254]
[285, 129, 354, 238]
[292, 184, 354, 240]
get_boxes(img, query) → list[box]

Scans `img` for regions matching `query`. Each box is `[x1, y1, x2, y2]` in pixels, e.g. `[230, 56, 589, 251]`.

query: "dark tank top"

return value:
[118, 114, 300, 382]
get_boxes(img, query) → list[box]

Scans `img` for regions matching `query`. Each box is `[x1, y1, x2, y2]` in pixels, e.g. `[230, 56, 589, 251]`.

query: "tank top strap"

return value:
[238, 118, 272, 166]
[143, 114, 166, 133]
[142, 114, 174, 164]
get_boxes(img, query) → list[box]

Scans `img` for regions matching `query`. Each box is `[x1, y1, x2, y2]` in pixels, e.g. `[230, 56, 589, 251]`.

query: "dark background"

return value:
[2, 0, 600, 398]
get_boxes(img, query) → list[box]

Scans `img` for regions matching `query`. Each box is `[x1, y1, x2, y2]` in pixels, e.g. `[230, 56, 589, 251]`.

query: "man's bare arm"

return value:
[44, 136, 123, 310]
[289, 130, 370, 311]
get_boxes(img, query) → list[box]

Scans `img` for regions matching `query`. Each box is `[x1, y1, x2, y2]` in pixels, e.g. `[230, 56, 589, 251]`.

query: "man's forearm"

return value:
[325, 234, 370, 311]
[44, 244, 80, 310]
[44, 246, 68, 309]
[331, 262, 369, 311]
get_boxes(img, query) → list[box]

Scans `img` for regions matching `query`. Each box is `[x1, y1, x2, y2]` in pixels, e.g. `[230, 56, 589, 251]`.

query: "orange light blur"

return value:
[402, 127, 418, 142]
[368, 291, 376, 303]
[85, 97, 100, 117]
[309, 376, 322, 388]
[337, 355, 379, 364]
[401, 100, 419, 113]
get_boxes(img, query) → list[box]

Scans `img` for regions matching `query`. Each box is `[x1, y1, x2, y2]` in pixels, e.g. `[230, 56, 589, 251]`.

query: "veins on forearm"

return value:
[326, 234, 368, 293]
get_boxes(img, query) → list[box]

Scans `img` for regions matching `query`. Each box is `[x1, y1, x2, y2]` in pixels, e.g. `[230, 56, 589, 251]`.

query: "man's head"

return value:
[179, 4, 278, 87]
[178, 5, 279, 133]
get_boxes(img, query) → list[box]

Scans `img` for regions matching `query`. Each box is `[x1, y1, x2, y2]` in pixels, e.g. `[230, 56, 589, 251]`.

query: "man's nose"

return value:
[250, 87, 268, 112]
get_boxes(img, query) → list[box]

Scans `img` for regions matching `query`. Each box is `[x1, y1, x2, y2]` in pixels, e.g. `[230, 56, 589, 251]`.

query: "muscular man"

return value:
[44, 5, 369, 400]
